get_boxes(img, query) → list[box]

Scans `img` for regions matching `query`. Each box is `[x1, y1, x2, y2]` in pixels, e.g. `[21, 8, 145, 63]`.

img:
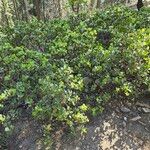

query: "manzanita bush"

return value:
[0, 5, 149, 147]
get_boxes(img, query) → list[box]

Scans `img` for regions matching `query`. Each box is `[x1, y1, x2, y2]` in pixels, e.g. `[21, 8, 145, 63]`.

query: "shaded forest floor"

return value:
[6, 95, 150, 150]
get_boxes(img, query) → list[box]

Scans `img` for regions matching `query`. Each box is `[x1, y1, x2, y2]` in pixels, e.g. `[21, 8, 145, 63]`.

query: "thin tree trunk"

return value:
[1, 0, 9, 26]
[45, 0, 61, 20]
[1, 0, 13, 26]
[22, 0, 29, 21]
[96, 0, 101, 8]
[88, 0, 98, 10]
[33, 0, 41, 20]
[12, 0, 19, 20]
[60, 0, 68, 18]
[42, 0, 46, 21]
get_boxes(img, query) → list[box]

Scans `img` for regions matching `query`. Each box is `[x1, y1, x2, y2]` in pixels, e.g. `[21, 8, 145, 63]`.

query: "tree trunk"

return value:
[44, 0, 61, 20]
[12, 0, 20, 20]
[22, 0, 29, 21]
[1, 0, 13, 26]
[33, 0, 41, 20]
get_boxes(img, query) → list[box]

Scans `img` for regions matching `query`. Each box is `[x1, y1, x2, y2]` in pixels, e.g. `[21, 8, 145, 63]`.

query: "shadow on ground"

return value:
[6, 97, 150, 150]
[61, 99, 150, 150]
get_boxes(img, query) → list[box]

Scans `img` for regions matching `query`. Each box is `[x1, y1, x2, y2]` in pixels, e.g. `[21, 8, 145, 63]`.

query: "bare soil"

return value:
[4, 97, 150, 150]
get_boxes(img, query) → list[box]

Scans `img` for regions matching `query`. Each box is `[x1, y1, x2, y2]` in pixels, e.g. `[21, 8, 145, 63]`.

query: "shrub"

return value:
[32, 63, 88, 128]
[0, 43, 50, 118]
[0, 6, 149, 147]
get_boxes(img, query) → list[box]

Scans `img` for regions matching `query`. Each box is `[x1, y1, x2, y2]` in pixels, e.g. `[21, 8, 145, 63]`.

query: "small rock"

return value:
[123, 117, 127, 121]
[120, 107, 131, 113]
[123, 121, 126, 128]
[137, 107, 142, 112]
[127, 102, 132, 107]
[132, 106, 136, 111]
[138, 139, 144, 146]
[86, 145, 90, 149]
[130, 116, 141, 121]
[142, 108, 150, 113]
[136, 102, 150, 109]
[116, 108, 120, 113]
[91, 136, 95, 141]
[145, 127, 149, 132]
[138, 121, 146, 126]
[95, 127, 100, 133]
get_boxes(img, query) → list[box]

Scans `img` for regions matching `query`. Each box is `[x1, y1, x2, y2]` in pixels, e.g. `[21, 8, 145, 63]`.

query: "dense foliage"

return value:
[0, 5, 150, 147]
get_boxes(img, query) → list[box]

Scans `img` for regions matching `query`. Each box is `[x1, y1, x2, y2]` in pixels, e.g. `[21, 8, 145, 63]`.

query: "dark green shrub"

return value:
[0, 44, 89, 132]
[0, 43, 50, 117]
[32, 64, 88, 127]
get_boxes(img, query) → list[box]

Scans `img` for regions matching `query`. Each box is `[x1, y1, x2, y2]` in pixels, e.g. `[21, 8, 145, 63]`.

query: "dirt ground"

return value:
[61, 100, 150, 150]
[4, 96, 150, 150]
